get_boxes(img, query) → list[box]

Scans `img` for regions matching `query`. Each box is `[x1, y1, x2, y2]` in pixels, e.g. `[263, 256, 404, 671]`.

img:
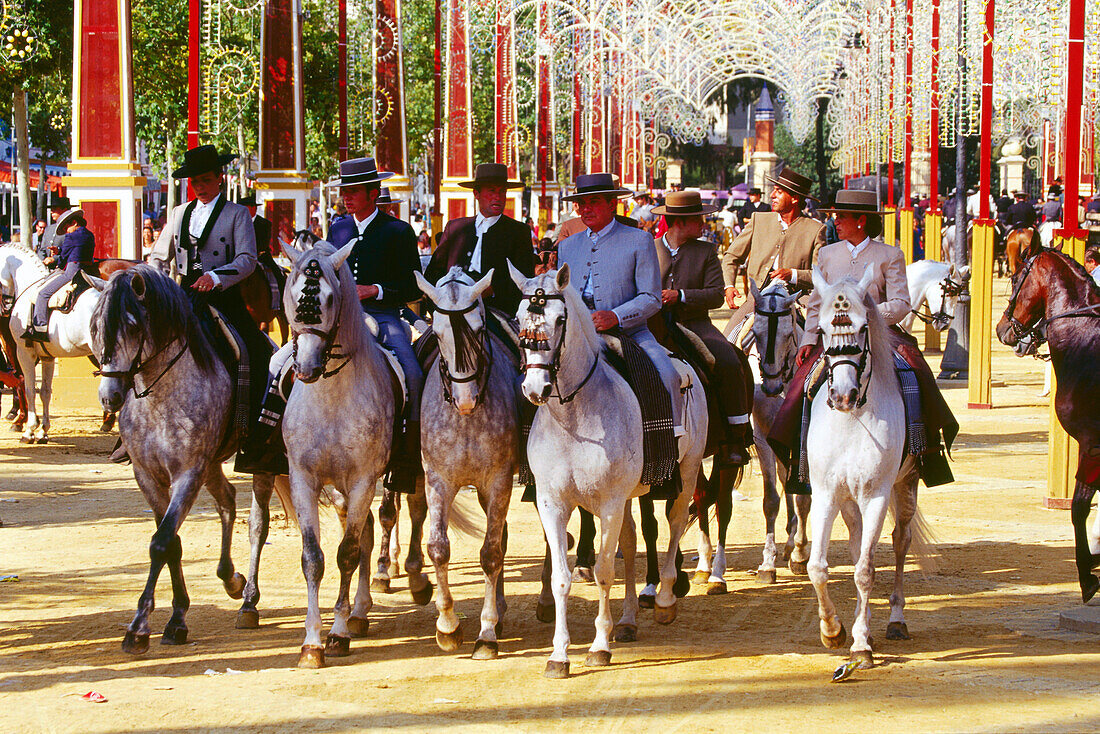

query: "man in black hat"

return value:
[149, 144, 275, 472]
[37, 195, 73, 267]
[1006, 190, 1037, 231]
[737, 187, 770, 229]
[329, 156, 423, 493]
[425, 162, 536, 315]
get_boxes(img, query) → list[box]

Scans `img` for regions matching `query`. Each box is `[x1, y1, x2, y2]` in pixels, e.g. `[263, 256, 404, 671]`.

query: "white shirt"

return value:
[471, 212, 500, 274]
[846, 236, 872, 258]
[769, 213, 798, 285]
[582, 219, 616, 300]
[1092, 267, 1100, 287]
[353, 208, 383, 299]
[188, 194, 221, 239]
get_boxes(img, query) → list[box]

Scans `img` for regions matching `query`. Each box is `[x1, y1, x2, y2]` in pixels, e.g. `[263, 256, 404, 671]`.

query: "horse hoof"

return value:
[584, 649, 612, 667]
[673, 570, 691, 598]
[19, 436, 32, 444]
[756, 569, 777, 585]
[789, 559, 808, 575]
[821, 622, 847, 649]
[297, 645, 325, 669]
[850, 649, 875, 669]
[98, 422, 114, 433]
[410, 580, 434, 606]
[324, 634, 351, 657]
[781, 545, 793, 562]
[535, 601, 555, 624]
[692, 570, 710, 584]
[566, 532, 575, 551]
[638, 593, 655, 609]
[654, 602, 678, 625]
[161, 622, 188, 645]
[471, 639, 498, 660]
[347, 616, 370, 638]
[886, 621, 911, 640]
[1083, 574, 1100, 604]
[544, 660, 570, 679]
[224, 572, 246, 600]
[706, 581, 728, 595]
[122, 631, 149, 655]
[613, 624, 638, 643]
[236, 609, 260, 629]
[435, 626, 464, 653]
[35, 436, 48, 445]
[572, 566, 594, 583]
[370, 577, 391, 594]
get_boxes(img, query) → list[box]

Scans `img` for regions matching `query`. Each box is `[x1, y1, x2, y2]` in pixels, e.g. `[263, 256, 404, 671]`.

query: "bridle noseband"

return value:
[1002, 250, 1100, 357]
[518, 288, 597, 403]
[911, 276, 965, 328]
[96, 330, 189, 400]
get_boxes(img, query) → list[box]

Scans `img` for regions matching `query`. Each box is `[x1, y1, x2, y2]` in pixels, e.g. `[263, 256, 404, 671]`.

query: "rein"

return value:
[910, 276, 965, 326]
[96, 332, 189, 400]
[519, 288, 598, 404]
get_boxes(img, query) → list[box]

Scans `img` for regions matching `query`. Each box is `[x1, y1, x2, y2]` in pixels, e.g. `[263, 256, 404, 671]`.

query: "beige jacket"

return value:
[800, 238, 911, 348]
[722, 212, 825, 291]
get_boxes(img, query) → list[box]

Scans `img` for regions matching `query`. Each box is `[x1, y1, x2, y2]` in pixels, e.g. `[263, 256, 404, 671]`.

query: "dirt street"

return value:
[2, 296, 1099, 732]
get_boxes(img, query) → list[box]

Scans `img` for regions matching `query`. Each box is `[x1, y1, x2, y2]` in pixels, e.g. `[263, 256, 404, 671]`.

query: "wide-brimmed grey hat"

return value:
[764, 167, 817, 201]
[55, 207, 85, 232]
[561, 173, 634, 201]
[331, 157, 395, 187]
[820, 189, 885, 215]
[458, 162, 524, 190]
[651, 191, 719, 217]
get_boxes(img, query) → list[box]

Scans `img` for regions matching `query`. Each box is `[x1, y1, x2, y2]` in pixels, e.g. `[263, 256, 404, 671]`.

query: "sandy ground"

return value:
[2, 283, 1099, 733]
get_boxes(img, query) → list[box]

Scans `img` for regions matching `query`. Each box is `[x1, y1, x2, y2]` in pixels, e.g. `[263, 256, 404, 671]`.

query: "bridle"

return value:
[433, 294, 494, 409]
[754, 297, 797, 394]
[822, 316, 872, 410]
[910, 276, 966, 328]
[290, 260, 351, 379]
[1002, 249, 1100, 356]
[518, 287, 598, 404]
[95, 329, 189, 400]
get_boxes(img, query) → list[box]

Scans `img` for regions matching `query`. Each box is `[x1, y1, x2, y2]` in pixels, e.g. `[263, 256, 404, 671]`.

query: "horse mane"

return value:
[861, 289, 893, 369]
[91, 264, 218, 374]
[436, 267, 483, 374]
[1044, 248, 1100, 297]
[289, 242, 369, 354]
[554, 272, 603, 356]
[0, 243, 49, 278]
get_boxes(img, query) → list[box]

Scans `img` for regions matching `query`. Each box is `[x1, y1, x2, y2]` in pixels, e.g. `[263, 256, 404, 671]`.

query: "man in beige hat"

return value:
[652, 191, 754, 465]
[721, 168, 826, 329]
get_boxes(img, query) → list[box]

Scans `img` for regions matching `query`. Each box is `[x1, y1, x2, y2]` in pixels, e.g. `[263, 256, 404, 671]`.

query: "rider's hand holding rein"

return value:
[190, 273, 216, 293]
[592, 310, 619, 332]
[796, 344, 815, 367]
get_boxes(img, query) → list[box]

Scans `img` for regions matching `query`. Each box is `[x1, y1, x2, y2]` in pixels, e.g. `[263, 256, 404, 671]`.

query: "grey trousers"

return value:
[34, 262, 81, 327]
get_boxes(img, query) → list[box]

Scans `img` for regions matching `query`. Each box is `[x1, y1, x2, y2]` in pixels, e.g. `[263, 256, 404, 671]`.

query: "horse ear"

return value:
[414, 270, 440, 304]
[280, 238, 302, 264]
[472, 268, 494, 299]
[330, 241, 356, 270]
[749, 277, 762, 302]
[130, 271, 146, 300]
[856, 264, 875, 294]
[88, 275, 108, 292]
[556, 262, 571, 290]
[811, 265, 827, 294]
[507, 259, 528, 292]
[959, 264, 972, 282]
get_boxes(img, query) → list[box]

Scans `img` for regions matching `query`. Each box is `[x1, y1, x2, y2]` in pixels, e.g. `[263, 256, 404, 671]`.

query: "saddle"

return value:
[46, 269, 94, 314]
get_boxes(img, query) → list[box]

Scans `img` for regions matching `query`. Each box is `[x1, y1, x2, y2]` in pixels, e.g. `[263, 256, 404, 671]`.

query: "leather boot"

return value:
[717, 422, 751, 467]
[385, 420, 421, 494]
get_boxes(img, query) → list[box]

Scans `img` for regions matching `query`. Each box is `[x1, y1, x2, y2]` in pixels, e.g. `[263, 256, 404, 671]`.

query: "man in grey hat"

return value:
[329, 156, 423, 493]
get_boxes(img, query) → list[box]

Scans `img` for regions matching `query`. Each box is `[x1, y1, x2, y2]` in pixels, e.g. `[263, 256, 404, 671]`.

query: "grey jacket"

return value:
[558, 219, 661, 334]
[150, 197, 257, 289]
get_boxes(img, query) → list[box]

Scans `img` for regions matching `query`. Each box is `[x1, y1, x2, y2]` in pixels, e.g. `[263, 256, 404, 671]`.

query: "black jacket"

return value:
[330, 211, 421, 312]
[1006, 200, 1037, 230]
[425, 214, 536, 315]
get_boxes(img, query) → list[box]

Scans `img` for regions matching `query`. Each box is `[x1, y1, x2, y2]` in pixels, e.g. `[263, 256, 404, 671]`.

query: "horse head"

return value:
[750, 278, 800, 397]
[282, 239, 356, 383]
[510, 261, 589, 406]
[996, 250, 1051, 356]
[812, 264, 876, 412]
[416, 266, 494, 414]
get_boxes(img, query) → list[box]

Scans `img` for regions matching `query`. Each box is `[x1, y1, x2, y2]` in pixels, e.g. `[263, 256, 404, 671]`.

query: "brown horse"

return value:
[996, 248, 1100, 602]
[1004, 228, 1041, 278]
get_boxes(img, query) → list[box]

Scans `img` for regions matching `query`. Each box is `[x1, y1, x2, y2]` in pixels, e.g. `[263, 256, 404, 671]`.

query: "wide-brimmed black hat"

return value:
[238, 192, 258, 207]
[820, 189, 884, 215]
[765, 167, 816, 201]
[376, 187, 403, 205]
[458, 162, 524, 190]
[561, 173, 634, 201]
[172, 145, 237, 179]
[651, 191, 718, 216]
[331, 157, 394, 187]
[748, 187, 763, 196]
[47, 194, 72, 211]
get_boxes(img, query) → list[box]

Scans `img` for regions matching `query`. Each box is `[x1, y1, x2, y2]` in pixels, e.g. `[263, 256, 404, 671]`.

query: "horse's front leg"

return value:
[290, 472, 326, 668]
[537, 498, 573, 678]
[759, 444, 782, 583]
[325, 477, 374, 659]
[656, 473, 694, 621]
[693, 478, 714, 584]
[587, 502, 627, 668]
[614, 508, 639, 643]
[404, 476, 433, 606]
[850, 493, 890, 668]
[203, 467, 246, 600]
[372, 488, 399, 592]
[472, 475, 512, 659]
[35, 358, 54, 443]
[807, 490, 844, 650]
[16, 349, 38, 442]
[1071, 481, 1100, 603]
[237, 472, 277, 629]
[425, 472, 462, 651]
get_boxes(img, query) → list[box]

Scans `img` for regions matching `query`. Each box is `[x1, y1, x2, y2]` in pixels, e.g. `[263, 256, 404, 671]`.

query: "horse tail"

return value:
[272, 475, 298, 526]
[447, 490, 486, 538]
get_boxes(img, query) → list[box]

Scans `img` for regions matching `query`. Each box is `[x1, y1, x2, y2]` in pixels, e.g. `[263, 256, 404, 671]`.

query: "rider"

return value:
[772, 189, 956, 492]
[24, 208, 95, 342]
[328, 156, 423, 493]
[651, 190, 754, 466]
[558, 172, 685, 453]
[1006, 191, 1037, 231]
[149, 144, 275, 472]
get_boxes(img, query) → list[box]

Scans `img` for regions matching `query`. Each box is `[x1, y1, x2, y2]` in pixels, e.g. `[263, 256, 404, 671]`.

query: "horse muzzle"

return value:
[98, 379, 127, 413]
[294, 364, 323, 383]
[829, 386, 860, 412]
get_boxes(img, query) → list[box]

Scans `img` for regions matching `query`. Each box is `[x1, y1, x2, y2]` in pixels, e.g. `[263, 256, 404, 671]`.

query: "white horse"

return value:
[806, 265, 929, 669]
[1038, 219, 1060, 248]
[279, 239, 410, 669]
[0, 244, 104, 442]
[899, 260, 970, 334]
[510, 263, 708, 678]
[415, 266, 517, 660]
